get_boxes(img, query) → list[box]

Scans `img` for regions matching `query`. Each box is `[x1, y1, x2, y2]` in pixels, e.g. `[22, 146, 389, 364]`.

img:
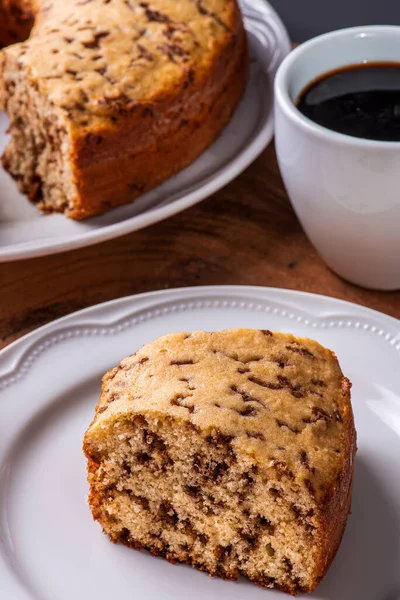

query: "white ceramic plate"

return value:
[0, 1, 290, 262]
[0, 285, 399, 600]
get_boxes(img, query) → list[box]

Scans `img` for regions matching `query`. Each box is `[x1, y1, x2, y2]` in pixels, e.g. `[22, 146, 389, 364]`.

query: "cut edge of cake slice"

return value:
[0, 45, 79, 213]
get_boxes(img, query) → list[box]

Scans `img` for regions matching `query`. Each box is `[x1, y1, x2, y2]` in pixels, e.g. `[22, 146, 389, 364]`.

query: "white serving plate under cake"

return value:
[0, 285, 399, 600]
[0, 0, 290, 262]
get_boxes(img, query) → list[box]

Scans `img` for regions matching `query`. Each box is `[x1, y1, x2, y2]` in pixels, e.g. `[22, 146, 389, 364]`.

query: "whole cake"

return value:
[0, 0, 248, 219]
[83, 329, 357, 595]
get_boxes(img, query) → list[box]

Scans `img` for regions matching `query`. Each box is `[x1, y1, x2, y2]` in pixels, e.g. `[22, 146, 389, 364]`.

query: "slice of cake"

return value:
[83, 329, 356, 595]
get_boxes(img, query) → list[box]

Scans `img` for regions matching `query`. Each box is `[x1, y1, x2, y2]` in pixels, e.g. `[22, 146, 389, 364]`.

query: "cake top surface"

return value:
[89, 329, 354, 500]
[1, 0, 239, 126]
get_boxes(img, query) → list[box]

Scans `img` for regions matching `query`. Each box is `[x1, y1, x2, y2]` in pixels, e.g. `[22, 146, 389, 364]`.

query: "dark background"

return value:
[268, 0, 400, 41]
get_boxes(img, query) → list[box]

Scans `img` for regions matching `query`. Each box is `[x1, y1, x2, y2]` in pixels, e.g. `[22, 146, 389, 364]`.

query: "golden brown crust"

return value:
[69, 39, 248, 219]
[311, 376, 357, 590]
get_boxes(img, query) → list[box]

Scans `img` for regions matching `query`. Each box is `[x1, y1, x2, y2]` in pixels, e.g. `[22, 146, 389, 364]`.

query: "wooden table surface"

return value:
[1, 143, 399, 350]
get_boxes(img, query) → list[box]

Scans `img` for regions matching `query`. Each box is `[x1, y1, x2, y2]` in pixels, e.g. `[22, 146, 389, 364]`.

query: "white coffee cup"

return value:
[274, 26, 400, 291]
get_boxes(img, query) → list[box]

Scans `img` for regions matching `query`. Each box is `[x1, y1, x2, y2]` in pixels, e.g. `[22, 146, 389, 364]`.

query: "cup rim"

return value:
[275, 25, 400, 149]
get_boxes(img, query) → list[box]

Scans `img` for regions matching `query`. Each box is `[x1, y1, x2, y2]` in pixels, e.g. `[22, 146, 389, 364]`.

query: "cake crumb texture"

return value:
[83, 329, 357, 595]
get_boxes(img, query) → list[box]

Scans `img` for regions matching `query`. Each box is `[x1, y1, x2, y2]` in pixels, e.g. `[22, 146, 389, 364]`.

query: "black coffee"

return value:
[297, 62, 400, 141]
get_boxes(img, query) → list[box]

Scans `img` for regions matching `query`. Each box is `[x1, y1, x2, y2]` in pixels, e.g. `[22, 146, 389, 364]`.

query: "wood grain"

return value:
[0, 143, 399, 350]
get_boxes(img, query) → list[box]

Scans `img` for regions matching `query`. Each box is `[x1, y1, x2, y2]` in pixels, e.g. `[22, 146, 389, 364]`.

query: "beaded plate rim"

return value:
[0, 285, 399, 392]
